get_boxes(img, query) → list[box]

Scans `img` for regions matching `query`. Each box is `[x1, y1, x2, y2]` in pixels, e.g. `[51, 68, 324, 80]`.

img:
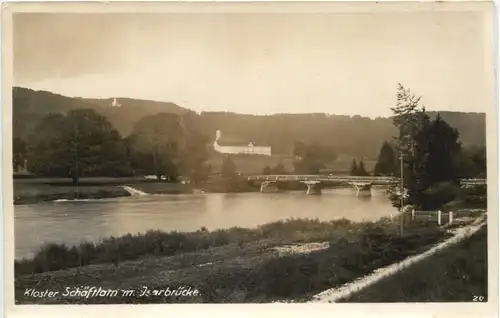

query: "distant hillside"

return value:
[13, 87, 486, 159]
[190, 111, 486, 157]
[13, 87, 190, 139]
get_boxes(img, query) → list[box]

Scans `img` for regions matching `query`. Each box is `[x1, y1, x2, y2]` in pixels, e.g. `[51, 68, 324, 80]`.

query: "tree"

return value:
[262, 166, 272, 175]
[350, 159, 358, 176]
[293, 141, 306, 158]
[423, 114, 462, 184]
[272, 161, 287, 174]
[127, 113, 186, 180]
[13, 137, 27, 171]
[373, 141, 396, 176]
[390, 84, 466, 208]
[471, 146, 486, 176]
[460, 145, 486, 178]
[357, 160, 369, 176]
[221, 155, 237, 179]
[390, 84, 432, 205]
[452, 151, 477, 179]
[26, 109, 130, 183]
[179, 130, 211, 183]
[293, 142, 333, 174]
[324, 146, 339, 162]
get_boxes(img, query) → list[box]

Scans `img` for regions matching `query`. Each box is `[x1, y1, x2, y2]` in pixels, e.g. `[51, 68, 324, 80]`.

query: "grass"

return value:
[224, 221, 449, 303]
[15, 217, 454, 304]
[339, 224, 488, 302]
[13, 184, 131, 205]
[14, 218, 358, 276]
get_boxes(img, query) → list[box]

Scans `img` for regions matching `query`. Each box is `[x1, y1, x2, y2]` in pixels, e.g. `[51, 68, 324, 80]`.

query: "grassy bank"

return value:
[14, 179, 196, 204]
[340, 224, 488, 302]
[15, 217, 456, 304]
[14, 184, 131, 205]
[14, 218, 358, 276]
[13, 178, 347, 204]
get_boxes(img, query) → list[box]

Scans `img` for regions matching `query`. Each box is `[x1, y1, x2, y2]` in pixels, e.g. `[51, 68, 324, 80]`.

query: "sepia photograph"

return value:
[1, 1, 498, 316]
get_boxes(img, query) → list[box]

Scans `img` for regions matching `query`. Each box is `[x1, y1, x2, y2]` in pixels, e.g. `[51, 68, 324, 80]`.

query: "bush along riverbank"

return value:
[14, 214, 481, 304]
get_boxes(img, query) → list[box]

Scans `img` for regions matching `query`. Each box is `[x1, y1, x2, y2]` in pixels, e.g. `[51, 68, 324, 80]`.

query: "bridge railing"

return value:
[247, 174, 486, 185]
[247, 175, 399, 182]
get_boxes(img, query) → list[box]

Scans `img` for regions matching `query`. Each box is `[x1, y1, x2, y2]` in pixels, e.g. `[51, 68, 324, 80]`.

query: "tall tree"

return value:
[350, 159, 358, 176]
[373, 141, 396, 176]
[179, 130, 211, 183]
[422, 114, 462, 184]
[357, 160, 369, 176]
[26, 109, 130, 183]
[390, 85, 467, 208]
[127, 113, 185, 180]
[390, 84, 432, 204]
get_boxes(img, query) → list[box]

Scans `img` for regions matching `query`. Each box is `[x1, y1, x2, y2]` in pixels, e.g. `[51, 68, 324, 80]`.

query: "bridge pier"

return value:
[260, 181, 279, 193]
[301, 181, 322, 195]
[350, 182, 372, 196]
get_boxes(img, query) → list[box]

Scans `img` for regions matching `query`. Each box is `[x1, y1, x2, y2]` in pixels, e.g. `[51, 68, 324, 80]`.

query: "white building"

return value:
[110, 98, 122, 108]
[213, 130, 272, 156]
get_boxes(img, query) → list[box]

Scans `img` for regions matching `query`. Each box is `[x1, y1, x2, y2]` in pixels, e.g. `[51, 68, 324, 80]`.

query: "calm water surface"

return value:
[15, 187, 397, 259]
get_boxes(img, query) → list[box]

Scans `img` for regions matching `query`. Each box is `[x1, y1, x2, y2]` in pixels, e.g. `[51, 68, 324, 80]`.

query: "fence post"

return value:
[411, 207, 415, 220]
[449, 211, 453, 225]
[438, 210, 442, 226]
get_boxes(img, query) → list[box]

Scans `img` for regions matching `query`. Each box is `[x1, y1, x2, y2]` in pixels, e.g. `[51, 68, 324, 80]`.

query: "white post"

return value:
[449, 211, 453, 225]
[411, 207, 415, 220]
[438, 210, 442, 226]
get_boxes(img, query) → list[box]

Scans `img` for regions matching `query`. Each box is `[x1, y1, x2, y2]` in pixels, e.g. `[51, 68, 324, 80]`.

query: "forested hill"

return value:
[12, 87, 190, 141]
[13, 87, 486, 159]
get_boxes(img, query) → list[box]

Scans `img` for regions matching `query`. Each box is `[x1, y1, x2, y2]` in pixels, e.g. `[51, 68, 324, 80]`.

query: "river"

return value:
[15, 187, 397, 260]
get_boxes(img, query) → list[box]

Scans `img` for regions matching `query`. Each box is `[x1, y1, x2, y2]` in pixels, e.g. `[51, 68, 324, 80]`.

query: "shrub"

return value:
[421, 182, 460, 210]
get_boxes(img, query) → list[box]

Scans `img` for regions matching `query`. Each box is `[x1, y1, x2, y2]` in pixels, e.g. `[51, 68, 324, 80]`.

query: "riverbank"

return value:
[14, 178, 218, 205]
[13, 178, 350, 205]
[15, 214, 486, 304]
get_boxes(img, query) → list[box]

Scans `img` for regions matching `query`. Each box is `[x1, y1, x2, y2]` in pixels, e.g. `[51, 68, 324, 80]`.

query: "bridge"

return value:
[247, 175, 486, 195]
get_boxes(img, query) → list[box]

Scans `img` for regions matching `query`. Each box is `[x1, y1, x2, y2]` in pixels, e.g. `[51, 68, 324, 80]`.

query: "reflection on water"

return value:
[14, 187, 397, 259]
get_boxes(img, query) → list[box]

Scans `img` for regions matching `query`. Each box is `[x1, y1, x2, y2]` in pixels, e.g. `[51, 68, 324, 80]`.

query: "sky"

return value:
[13, 10, 492, 117]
